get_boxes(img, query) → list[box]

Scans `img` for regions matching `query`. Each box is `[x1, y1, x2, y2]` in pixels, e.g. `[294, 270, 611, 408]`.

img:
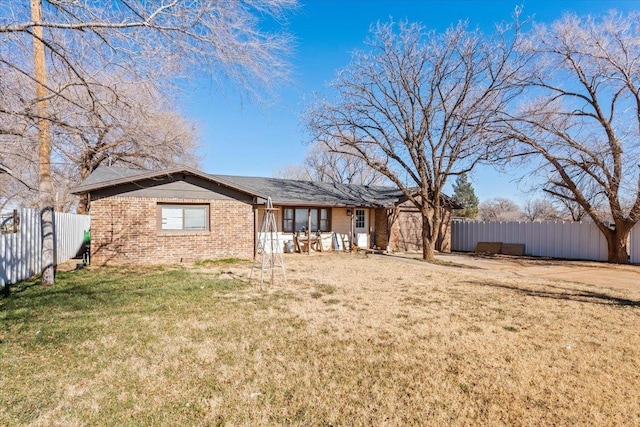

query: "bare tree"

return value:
[522, 198, 561, 222]
[305, 18, 525, 260]
[275, 142, 387, 185]
[0, 72, 198, 212]
[58, 79, 199, 213]
[0, 1, 295, 101]
[543, 179, 603, 222]
[0, 0, 297, 284]
[273, 164, 311, 181]
[498, 12, 640, 263]
[304, 143, 387, 186]
[478, 197, 525, 221]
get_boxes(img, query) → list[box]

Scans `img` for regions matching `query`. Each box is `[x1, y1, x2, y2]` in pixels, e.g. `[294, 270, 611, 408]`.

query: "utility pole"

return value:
[31, 0, 55, 285]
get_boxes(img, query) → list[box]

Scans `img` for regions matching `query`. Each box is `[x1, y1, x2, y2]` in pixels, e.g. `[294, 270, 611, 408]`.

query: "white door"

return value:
[354, 209, 369, 247]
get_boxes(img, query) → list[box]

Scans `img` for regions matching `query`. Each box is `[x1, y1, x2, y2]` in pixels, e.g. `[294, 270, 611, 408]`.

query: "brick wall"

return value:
[389, 208, 423, 252]
[89, 196, 254, 265]
[373, 208, 389, 249]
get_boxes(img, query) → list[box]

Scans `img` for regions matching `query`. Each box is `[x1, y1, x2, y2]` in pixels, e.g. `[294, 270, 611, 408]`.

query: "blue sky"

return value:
[181, 0, 637, 204]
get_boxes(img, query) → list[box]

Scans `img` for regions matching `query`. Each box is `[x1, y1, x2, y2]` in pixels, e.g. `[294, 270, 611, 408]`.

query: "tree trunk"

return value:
[77, 194, 89, 214]
[435, 207, 451, 252]
[32, 0, 55, 285]
[40, 206, 55, 284]
[76, 156, 93, 214]
[603, 227, 630, 264]
[421, 209, 436, 261]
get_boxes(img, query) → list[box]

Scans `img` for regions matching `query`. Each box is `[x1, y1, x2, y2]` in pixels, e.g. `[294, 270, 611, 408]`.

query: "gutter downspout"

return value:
[307, 209, 311, 255]
[253, 197, 259, 259]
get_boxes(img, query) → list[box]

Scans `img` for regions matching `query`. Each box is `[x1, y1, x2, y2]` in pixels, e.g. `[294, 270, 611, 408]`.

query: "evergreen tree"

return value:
[452, 173, 479, 218]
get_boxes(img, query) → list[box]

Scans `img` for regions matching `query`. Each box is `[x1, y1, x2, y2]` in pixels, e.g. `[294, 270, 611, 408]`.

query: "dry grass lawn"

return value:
[1, 252, 639, 426]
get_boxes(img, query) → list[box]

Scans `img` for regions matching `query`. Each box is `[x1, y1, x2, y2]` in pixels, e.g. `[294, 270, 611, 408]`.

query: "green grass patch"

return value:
[313, 283, 336, 295]
[194, 258, 247, 267]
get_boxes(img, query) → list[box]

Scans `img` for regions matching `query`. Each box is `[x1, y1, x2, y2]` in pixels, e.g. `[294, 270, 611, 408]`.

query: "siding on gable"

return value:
[92, 174, 254, 202]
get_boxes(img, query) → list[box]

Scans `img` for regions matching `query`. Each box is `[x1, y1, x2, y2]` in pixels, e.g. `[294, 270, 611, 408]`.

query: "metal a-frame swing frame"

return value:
[250, 197, 286, 289]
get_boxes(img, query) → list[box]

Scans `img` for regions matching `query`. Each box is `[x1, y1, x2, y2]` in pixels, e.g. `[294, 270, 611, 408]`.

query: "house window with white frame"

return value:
[158, 204, 209, 232]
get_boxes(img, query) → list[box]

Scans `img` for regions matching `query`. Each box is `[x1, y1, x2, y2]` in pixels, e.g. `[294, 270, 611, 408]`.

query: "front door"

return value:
[354, 208, 369, 247]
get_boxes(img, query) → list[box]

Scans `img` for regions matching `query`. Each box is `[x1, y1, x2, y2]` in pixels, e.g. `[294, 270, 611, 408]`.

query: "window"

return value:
[320, 209, 329, 231]
[295, 208, 309, 232]
[283, 208, 293, 233]
[355, 209, 365, 228]
[283, 208, 330, 232]
[158, 204, 208, 232]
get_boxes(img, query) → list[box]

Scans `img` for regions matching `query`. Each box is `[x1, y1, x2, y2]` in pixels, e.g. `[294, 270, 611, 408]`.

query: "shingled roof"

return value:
[214, 174, 403, 207]
[71, 166, 264, 200]
[72, 166, 460, 209]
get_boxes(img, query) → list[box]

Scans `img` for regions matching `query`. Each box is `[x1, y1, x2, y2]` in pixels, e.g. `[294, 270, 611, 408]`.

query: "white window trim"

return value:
[157, 203, 210, 233]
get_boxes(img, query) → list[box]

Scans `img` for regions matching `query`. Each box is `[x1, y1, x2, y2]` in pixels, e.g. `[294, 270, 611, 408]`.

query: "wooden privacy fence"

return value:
[451, 220, 616, 262]
[0, 208, 91, 288]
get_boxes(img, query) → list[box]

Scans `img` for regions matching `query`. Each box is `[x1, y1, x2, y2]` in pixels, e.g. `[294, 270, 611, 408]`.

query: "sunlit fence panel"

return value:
[0, 208, 90, 288]
[451, 220, 609, 262]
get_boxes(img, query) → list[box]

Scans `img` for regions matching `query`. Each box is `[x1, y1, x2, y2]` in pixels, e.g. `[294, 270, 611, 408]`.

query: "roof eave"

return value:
[270, 201, 387, 208]
[70, 166, 268, 199]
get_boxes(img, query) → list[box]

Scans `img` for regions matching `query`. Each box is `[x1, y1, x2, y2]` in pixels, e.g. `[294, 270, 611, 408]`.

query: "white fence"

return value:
[0, 208, 90, 288]
[631, 224, 640, 264]
[451, 220, 610, 261]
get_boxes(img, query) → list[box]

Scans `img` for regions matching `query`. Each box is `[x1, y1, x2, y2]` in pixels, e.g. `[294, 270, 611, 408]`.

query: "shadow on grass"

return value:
[475, 280, 640, 307]
[2, 267, 251, 323]
[370, 252, 480, 269]
[1, 277, 42, 298]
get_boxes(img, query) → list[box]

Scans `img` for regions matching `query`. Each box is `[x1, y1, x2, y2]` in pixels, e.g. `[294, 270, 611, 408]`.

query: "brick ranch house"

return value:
[71, 166, 460, 265]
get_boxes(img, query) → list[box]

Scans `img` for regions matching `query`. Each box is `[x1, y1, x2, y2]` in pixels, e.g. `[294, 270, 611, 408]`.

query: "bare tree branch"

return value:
[496, 11, 640, 262]
[305, 15, 526, 260]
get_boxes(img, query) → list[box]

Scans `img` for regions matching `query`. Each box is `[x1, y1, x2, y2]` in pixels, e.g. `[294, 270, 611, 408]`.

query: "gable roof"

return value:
[71, 165, 265, 199]
[72, 166, 461, 209]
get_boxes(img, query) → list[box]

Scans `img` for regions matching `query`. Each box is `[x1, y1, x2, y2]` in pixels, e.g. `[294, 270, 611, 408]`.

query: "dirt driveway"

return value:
[422, 252, 640, 291]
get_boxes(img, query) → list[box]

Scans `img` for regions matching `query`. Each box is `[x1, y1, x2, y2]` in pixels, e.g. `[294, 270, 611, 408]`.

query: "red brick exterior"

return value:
[374, 208, 390, 249]
[89, 196, 254, 265]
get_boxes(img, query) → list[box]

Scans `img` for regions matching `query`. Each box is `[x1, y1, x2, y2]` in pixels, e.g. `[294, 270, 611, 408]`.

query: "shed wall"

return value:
[388, 207, 452, 253]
